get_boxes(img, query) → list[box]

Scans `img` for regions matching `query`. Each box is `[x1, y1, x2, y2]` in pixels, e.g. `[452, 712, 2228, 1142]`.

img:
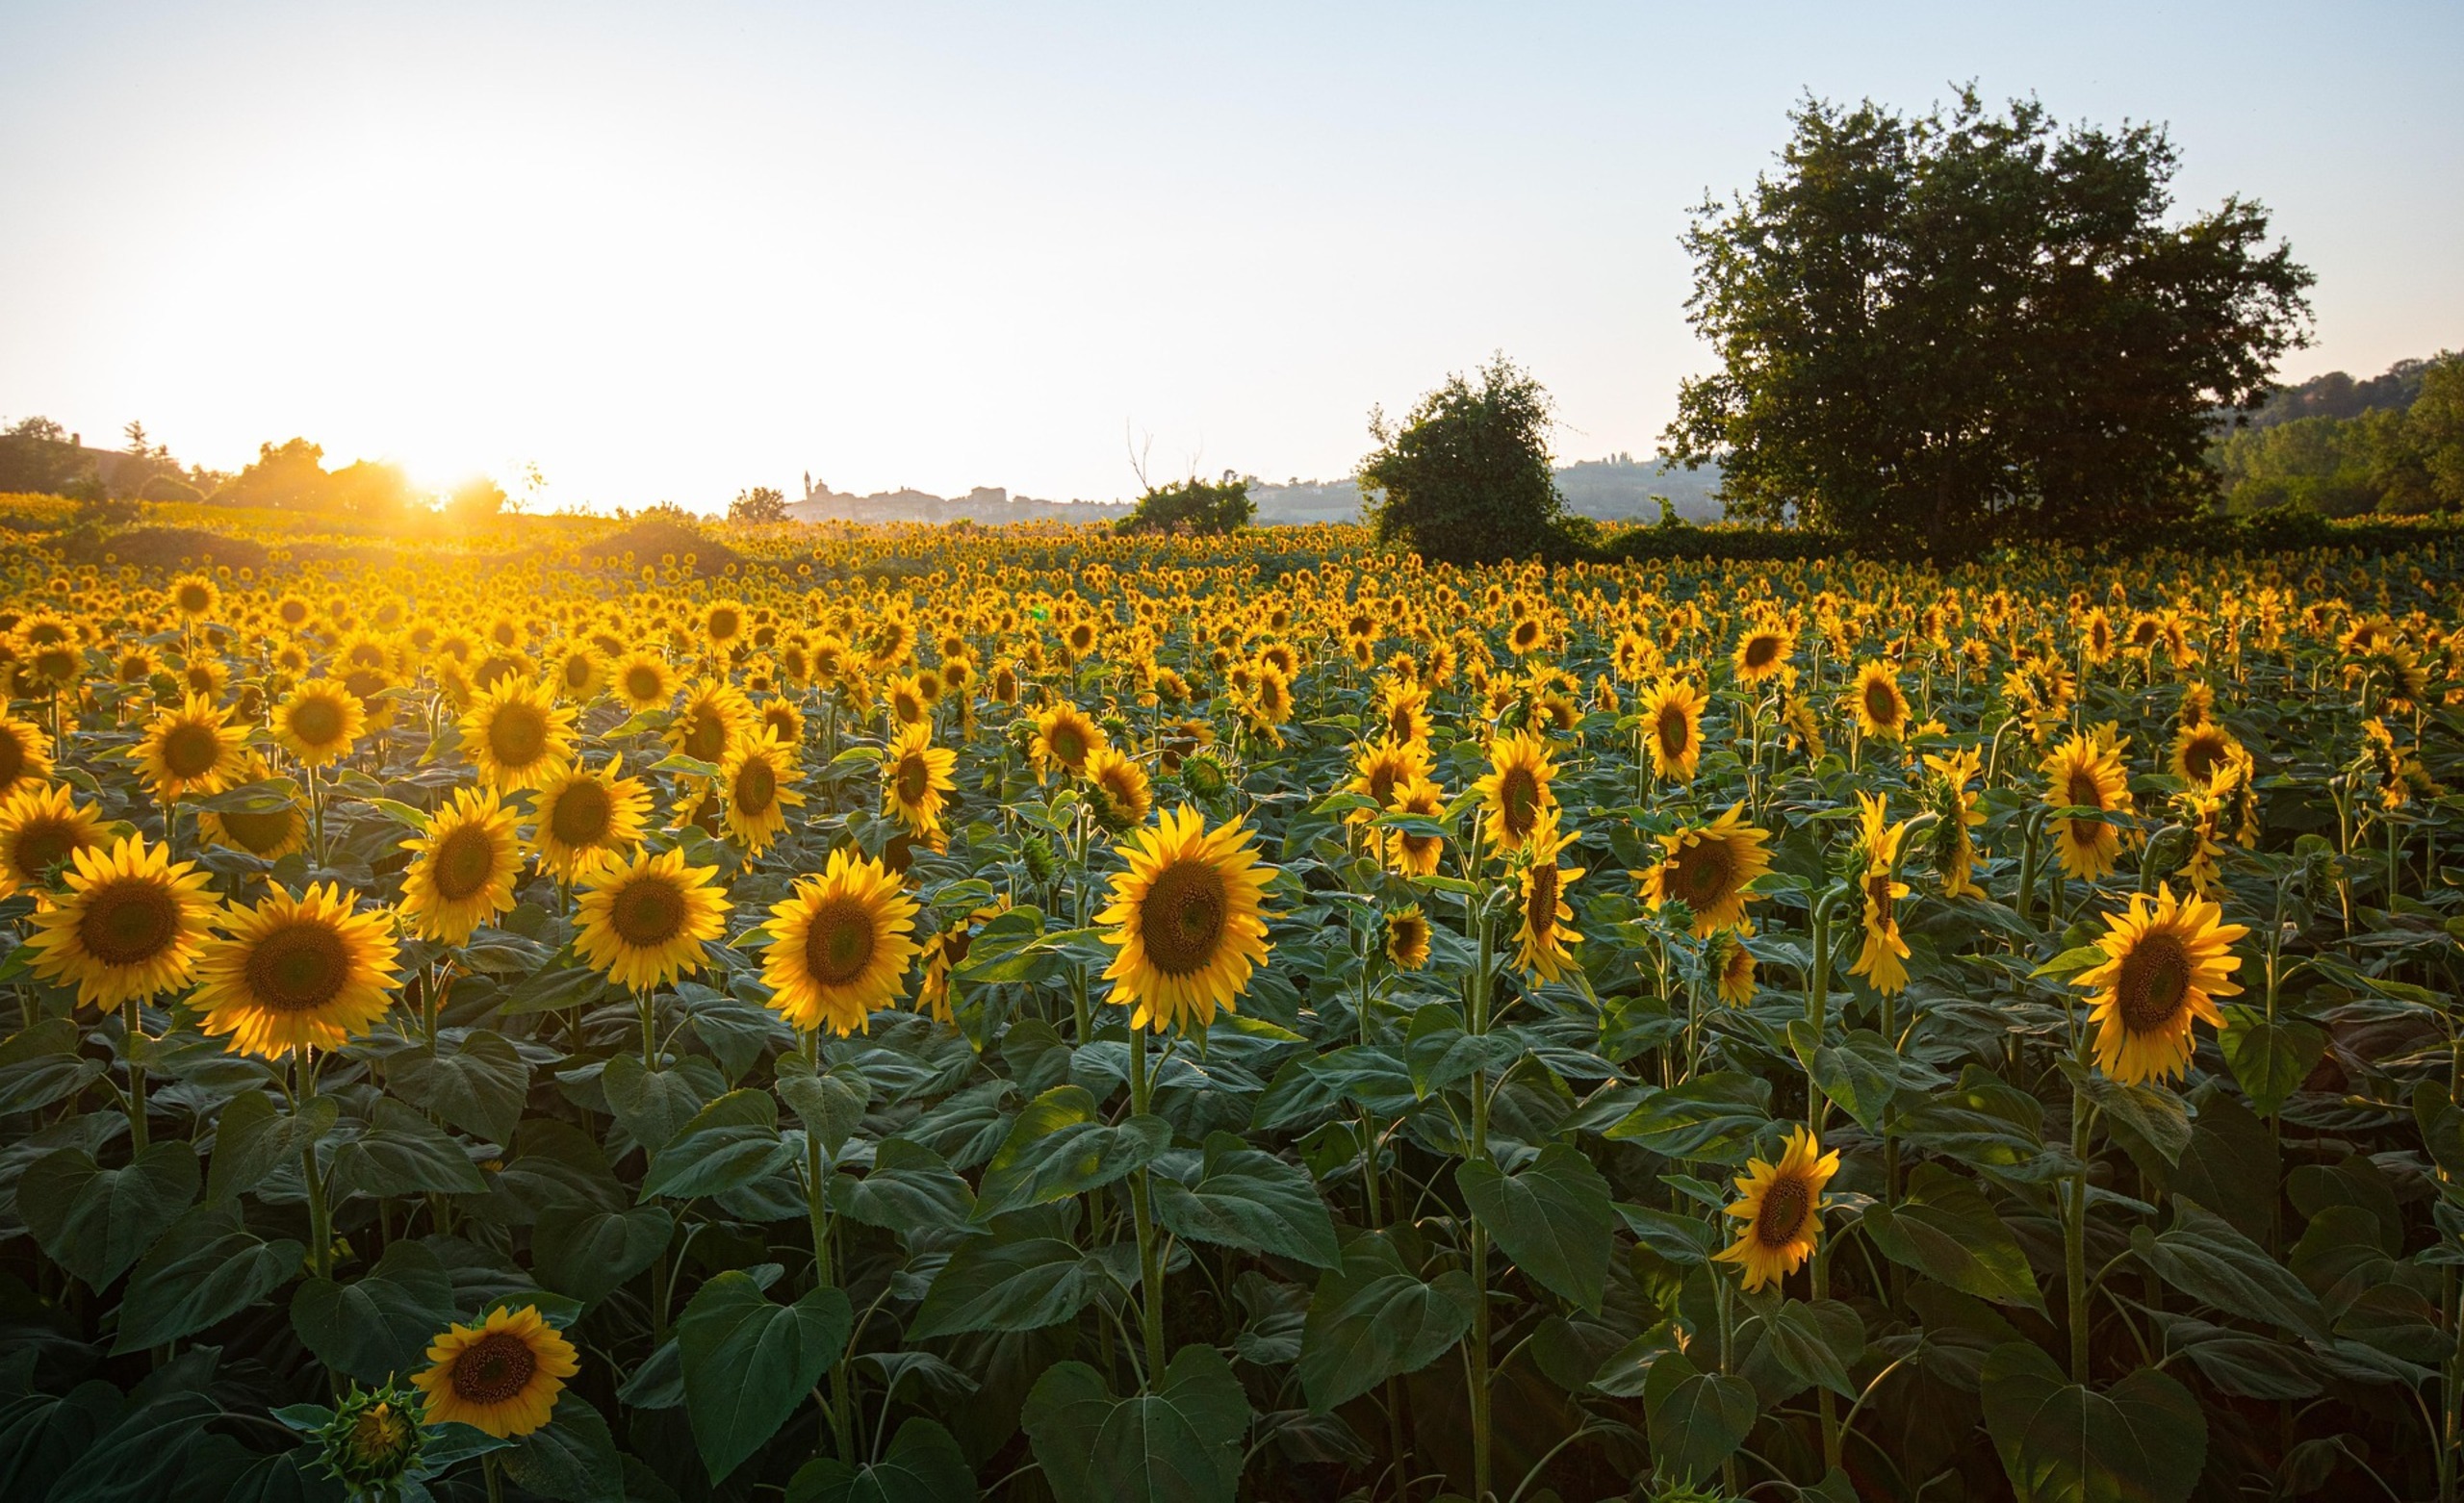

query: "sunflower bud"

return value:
[1180, 750, 1230, 802]
[1020, 832, 1061, 889]
[314, 1380, 424, 1497]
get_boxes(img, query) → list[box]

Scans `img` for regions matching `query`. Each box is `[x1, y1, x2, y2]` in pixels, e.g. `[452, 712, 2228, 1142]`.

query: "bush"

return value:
[1359, 356, 1583, 566]
[1116, 472, 1255, 536]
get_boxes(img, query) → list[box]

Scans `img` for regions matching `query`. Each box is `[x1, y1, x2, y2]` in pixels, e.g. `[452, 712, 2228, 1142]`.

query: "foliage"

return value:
[0, 418, 93, 497]
[1116, 471, 1255, 537]
[1359, 355, 1578, 565]
[1666, 89, 2315, 556]
[730, 486, 790, 524]
[2213, 353, 2464, 516]
[3, 514, 2464, 1502]
[211, 438, 423, 522]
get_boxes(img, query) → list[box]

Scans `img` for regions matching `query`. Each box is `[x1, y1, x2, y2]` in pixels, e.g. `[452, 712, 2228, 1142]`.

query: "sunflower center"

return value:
[1366, 765, 1398, 805]
[431, 824, 500, 902]
[681, 712, 726, 762]
[162, 723, 224, 778]
[1754, 1176, 1811, 1248]
[449, 1332, 539, 1406]
[802, 897, 877, 987]
[488, 703, 549, 769]
[564, 656, 593, 689]
[1052, 726, 1085, 765]
[2116, 931, 2193, 1033]
[2184, 735, 2225, 782]
[2066, 770, 2104, 811]
[77, 879, 182, 967]
[1527, 864, 1558, 938]
[709, 608, 740, 640]
[1140, 858, 1228, 977]
[1863, 679, 1898, 726]
[1675, 838, 1737, 908]
[733, 757, 776, 816]
[0, 733, 25, 788]
[217, 808, 295, 855]
[1656, 705, 1690, 757]
[611, 877, 687, 948]
[289, 697, 346, 746]
[1499, 767, 1539, 838]
[176, 584, 212, 614]
[627, 666, 664, 701]
[549, 780, 613, 847]
[896, 755, 932, 805]
[346, 670, 389, 702]
[12, 819, 84, 878]
[1744, 634, 1782, 670]
[243, 919, 351, 1013]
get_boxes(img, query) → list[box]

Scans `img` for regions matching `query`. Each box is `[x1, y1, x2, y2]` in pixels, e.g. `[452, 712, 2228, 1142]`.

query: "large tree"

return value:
[1358, 355, 1573, 566]
[1664, 90, 2314, 554]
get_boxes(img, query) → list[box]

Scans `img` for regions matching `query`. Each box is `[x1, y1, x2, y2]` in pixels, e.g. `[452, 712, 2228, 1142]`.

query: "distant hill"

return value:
[785, 476, 1129, 526]
[1251, 454, 1726, 526]
[2237, 359, 2433, 429]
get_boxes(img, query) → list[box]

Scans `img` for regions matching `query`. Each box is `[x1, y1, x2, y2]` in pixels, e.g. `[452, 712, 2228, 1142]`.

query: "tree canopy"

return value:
[1664, 89, 2314, 555]
[1357, 356, 1577, 566]
[1115, 471, 1254, 536]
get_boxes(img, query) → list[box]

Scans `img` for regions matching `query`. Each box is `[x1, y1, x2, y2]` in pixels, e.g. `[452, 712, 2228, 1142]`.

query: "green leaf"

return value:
[329, 1098, 488, 1198]
[208, 1091, 338, 1203]
[2134, 1198, 2330, 1341]
[2169, 1091, 2277, 1240]
[778, 1056, 870, 1158]
[1603, 1072, 1772, 1162]
[831, 1138, 976, 1233]
[909, 1236, 1123, 1338]
[972, 1085, 1169, 1221]
[639, 1089, 790, 1202]
[1456, 1143, 1615, 1312]
[19, 1140, 199, 1289]
[532, 1205, 675, 1304]
[1980, 1342, 2206, 1503]
[679, 1270, 855, 1484]
[112, 1206, 301, 1353]
[289, 1239, 457, 1382]
[785, 1416, 978, 1503]
[601, 1052, 724, 1155]
[1642, 1346, 1757, 1486]
[1297, 1234, 1479, 1412]
[1863, 1163, 2046, 1312]
[2069, 1066, 2190, 1169]
[501, 1393, 624, 1503]
[0, 1018, 102, 1114]
[1753, 1298, 1863, 1398]
[1022, 1343, 1248, 1503]
[2031, 944, 2110, 980]
[2218, 1007, 2323, 1119]
[386, 1031, 530, 1146]
[1787, 1021, 1898, 1132]
[1403, 1004, 1524, 1101]
[1150, 1133, 1341, 1270]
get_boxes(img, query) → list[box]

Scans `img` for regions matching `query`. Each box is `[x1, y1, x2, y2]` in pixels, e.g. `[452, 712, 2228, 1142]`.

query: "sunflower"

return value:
[1098, 805, 1275, 1034]
[611, 650, 679, 713]
[2169, 721, 2243, 786]
[1346, 737, 1432, 828]
[2073, 883, 2247, 1086]
[272, 679, 366, 768]
[23, 835, 218, 1006]
[883, 722, 959, 836]
[718, 727, 805, 853]
[1472, 729, 1558, 856]
[1847, 793, 1912, 997]
[759, 847, 922, 1035]
[1382, 774, 1448, 878]
[755, 696, 808, 751]
[1030, 701, 1107, 782]
[398, 787, 525, 945]
[1732, 623, 1793, 684]
[1639, 803, 1772, 936]
[194, 753, 309, 861]
[573, 846, 729, 991]
[136, 693, 246, 799]
[1084, 745, 1153, 832]
[459, 678, 577, 793]
[1844, 661, 1909, 742]
[411, 1305, 579, 1439]
[0, 782, 112, 897]
[1385, 904, 1431, 970]
[0, 713, 55, 800]
[1713, 1126, 1840, 1292]
[170, 573, 219, 620]
[1637, 677, 1707, 782]
[528, 759, 654, 880]
[885, 673, 931, 727]
[1380, 682, 1434, 747]
[193, 883, 403, 1057]
[1512, 817, 1584, 983]
[1919, 745, 1987, 899]
[551, 644, 606, 703]
[916, 901, 1008, 1022]
[2041, 733, 2134, 881]
[668, 679, 754, 764]
[1707, 926, 1758, 1006]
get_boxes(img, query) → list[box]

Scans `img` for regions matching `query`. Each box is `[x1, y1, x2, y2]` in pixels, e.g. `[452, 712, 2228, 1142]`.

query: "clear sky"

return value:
[3, 2, 2457, 513]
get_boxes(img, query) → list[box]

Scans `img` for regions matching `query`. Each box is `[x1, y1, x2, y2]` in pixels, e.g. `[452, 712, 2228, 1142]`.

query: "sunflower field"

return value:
[2, 511, 2463, 1503]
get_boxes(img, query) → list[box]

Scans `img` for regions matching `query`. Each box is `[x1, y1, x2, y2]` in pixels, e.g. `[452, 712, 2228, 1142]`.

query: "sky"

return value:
[2, 2, 2458, 514]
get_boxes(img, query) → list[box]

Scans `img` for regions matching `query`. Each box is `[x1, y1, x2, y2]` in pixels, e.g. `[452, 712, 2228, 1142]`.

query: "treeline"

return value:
[0, 420, 512, 524]
[2211, 353, 2464, 515]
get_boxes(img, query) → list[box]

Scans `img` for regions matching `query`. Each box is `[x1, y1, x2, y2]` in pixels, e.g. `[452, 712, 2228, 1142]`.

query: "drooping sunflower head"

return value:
[1085, 745, 1153, 834]
[573, 846, 729, 992]
[760, 846, 922, 1035]
[399, 786, 525, 946]
[1641, 803, 1772, 937]
[1707, 927, 1758, 1006]
[2075, 883, 2247, 1086]
[274, 680, 367, 767]
[1475, 729, 1558, 855]
[1098, 805, 1276, 1034]
[2170, 722, 2242, 787]
[410, 1305, 579, 1439]
[137, 693, 245, 799]
[23, 834, 218, 1006]
[1384, 904, 1431, 971]
[1712, 1125, 1840, 1292]
[0, 781, 111, 897]
[1347, 736, 1432, 826]
[0, 713, 56, 801]
[459, 679, 577, 793]
[194, 882, 402, 1057]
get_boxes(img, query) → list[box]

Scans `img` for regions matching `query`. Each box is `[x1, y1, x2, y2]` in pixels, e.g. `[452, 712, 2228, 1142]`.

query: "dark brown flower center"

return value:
[77, 879, 181, 967]
[680, 709, 726, 762]
[549, 780, 613, 847]
[1498, 767, 1539, 839]
[1656, 705, 1690, 758]
[487, 703, 549, 769]
[176, 584, 212, 614]
[1863, 679, 1898, 726]
[1744, 634, 1783, 670]
[0, 730, 26, 789]
[1140, 858, 1227, 977]
[801, 897, 876, 987]
[11, 818, 87, 878]
[611, 876, 686, 948]
[162, 722, 224, 778]
[1527, 864, 1558, 939]
[217, 808, 295, 855]
[244, 919, 350, 1012]
[2183, 733, 2226, 783]
[449, 1331, 539, 1405]
[896, 755, 932, 805]
[1676, 838, 1736, 908]
[289, 696, 346, 747]
[732, 756, 776, 816]
[626, 666, 665, 701]
[1756, 1176, 1811, 1247]
[431, 824, 500, 902]
[1050, 725, 1086, 766]
[708, 608, 740, 641]
[2116, 931, 2192, 1033]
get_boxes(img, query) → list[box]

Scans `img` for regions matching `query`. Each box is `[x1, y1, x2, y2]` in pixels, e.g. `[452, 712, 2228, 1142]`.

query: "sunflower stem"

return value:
[1466, 891, 1496, 1503]
[120, 999, 148, 1152]
[2065, 1076, 2095, 1385]
[1127, 1023, 1168, 1385]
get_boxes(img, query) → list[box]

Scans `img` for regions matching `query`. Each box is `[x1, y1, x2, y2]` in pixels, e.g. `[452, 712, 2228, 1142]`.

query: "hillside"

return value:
[1251, 454, 1726, 525]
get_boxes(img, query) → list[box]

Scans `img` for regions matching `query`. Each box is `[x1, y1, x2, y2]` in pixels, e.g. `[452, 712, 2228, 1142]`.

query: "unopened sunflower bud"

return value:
[1021, 832, 1061, 888]
[315, 1380, 424, 1497]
